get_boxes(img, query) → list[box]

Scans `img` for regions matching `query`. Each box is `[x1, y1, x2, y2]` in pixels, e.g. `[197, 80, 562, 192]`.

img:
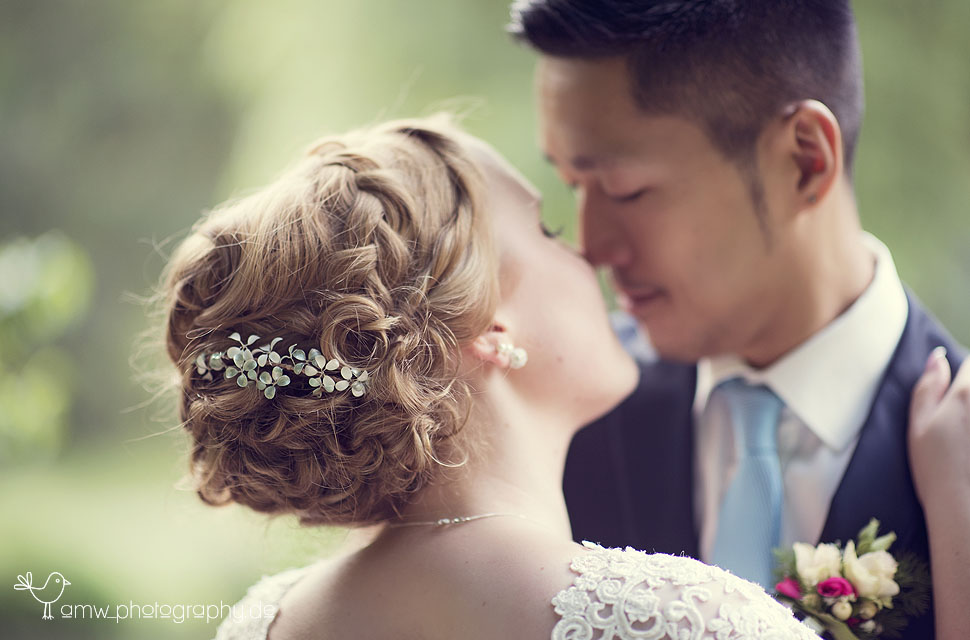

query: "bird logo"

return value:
[14, 571, 72, 620]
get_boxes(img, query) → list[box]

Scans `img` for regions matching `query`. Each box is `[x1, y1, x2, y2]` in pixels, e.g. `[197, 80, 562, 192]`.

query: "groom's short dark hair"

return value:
[509, 0, 864, 177]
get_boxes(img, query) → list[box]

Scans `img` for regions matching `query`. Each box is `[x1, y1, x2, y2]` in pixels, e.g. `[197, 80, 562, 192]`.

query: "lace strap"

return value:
[213, 566, 311, 640]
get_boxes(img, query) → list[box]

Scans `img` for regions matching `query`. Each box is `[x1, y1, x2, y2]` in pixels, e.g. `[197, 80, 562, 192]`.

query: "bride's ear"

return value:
[465, 322, 514, 369]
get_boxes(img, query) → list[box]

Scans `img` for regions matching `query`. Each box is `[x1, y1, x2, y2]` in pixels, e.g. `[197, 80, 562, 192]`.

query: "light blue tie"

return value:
[711, 377, 785, 589]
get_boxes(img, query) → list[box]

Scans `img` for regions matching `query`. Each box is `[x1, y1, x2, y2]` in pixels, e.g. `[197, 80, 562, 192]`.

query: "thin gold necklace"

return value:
[386, 512, 533, 528]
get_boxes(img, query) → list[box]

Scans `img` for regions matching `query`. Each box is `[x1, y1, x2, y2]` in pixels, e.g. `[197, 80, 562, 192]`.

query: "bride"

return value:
[157, 115, 967, 639]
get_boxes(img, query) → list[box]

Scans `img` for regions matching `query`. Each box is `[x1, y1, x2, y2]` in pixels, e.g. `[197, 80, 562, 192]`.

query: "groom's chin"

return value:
[629, 322, 704, 367]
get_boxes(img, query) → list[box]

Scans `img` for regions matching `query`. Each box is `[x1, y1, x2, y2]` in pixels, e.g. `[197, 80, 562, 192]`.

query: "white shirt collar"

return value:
[694, 233, 909, 452]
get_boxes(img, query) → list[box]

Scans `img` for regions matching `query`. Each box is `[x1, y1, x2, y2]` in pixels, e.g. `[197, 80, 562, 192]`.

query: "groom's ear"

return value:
[783, 100, 842, 209]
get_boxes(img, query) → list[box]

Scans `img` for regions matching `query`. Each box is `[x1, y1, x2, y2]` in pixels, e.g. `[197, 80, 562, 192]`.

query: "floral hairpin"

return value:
[194, 331, 370, 400]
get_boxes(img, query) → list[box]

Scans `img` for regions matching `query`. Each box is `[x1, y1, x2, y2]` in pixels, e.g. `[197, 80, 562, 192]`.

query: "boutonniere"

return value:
[772, 519, 930, 640]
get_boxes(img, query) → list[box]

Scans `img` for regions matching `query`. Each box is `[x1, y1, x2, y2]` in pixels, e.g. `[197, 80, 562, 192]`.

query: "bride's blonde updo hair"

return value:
[159, 115, 498, 527]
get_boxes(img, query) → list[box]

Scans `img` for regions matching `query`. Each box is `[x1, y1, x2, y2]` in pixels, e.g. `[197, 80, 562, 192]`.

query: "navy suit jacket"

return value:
[564, 291, 965, 640]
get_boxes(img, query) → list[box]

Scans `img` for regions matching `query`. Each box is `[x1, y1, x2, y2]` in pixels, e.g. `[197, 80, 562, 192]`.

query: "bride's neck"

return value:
[394, 389, 576, 539]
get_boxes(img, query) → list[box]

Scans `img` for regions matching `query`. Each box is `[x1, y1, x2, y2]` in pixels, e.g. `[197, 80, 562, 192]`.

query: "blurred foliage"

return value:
[0, 233, 93, 461]
[0, 1, 967, 638]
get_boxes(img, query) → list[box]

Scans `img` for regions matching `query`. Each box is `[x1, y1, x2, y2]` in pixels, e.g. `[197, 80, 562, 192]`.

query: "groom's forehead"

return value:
[538, 110, 648, 169]
[536, 54, 629, 89]
[536, 59, 675, 164]
[536, 56, 640, 121]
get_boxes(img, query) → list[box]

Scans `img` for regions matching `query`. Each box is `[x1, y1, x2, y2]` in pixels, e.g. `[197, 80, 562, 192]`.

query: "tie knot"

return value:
[714, 377, 783, 455]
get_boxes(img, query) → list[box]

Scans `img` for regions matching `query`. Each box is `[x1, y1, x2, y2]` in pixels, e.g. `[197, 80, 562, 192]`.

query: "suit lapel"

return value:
[817, 357, 924, 549]
[618, 360, 699, 557]
[818, 292, 934, 550]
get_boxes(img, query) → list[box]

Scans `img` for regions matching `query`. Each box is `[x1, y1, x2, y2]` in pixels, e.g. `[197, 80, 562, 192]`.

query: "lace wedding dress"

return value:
[213, 542, 819, 639]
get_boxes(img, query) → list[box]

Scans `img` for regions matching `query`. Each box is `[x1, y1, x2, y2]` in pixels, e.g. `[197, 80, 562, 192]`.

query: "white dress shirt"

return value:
[692, 233, 909, 562]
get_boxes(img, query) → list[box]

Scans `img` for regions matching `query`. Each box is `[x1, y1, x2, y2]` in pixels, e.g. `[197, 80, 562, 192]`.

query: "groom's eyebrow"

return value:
[571, 156, 600, 170]
[543, 152, 604, 172]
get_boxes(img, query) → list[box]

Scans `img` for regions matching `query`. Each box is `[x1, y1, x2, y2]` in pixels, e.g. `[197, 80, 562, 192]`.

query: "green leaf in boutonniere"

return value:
[855, 518, 878, 555]
[788, 600, 861, 640]
[894, 552, 931, 618]
[854, 518, 898, 556]
[812, 613, 861, 640]
[772, 546, 796, 582]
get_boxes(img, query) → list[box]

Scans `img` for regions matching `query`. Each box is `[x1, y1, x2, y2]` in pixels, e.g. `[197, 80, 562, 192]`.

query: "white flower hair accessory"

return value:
[194, 331, 370, 400]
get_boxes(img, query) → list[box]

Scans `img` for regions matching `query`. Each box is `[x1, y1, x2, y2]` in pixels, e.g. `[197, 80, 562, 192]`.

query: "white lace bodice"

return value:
[553, 542, 819, 640]
[213, 543, 819, 640]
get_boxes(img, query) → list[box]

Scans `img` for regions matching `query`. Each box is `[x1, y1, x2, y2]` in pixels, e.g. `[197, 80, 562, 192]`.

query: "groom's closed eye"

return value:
[605, 188, 649, 204]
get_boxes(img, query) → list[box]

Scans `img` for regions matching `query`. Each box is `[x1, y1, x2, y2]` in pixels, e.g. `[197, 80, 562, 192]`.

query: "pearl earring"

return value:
[496, 342, 528, 369]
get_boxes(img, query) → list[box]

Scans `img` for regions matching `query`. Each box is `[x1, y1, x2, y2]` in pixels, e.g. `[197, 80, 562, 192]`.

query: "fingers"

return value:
[941, 355, 970, 406]
[910, 347, 952, 427]
[949, 355, 970, 389]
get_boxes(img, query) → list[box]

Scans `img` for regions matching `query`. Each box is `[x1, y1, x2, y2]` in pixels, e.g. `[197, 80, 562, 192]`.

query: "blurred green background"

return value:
[1, 1, 967, 638]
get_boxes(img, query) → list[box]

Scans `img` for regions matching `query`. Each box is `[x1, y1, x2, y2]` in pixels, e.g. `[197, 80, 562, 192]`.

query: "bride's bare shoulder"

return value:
[268, 524, 584, 640]
[416, 524, 586, 639]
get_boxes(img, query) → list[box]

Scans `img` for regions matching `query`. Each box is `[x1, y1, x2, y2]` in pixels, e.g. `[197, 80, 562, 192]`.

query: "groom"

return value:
[510, 1, 965, 637]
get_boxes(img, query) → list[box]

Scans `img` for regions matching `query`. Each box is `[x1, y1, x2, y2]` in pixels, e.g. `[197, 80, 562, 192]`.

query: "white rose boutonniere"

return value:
[842, 540, 900, 606]
[794, 541, 843, 586]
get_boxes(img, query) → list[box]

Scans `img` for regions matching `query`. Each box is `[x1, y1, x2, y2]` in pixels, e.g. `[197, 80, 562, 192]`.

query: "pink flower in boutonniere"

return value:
[817, 576, 857, 598]
[776, 577, 802, 600]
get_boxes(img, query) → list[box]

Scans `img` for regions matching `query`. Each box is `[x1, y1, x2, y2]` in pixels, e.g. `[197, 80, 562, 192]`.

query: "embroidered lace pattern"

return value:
[212, 566, 310, 640]
[551, 542, 820, 640]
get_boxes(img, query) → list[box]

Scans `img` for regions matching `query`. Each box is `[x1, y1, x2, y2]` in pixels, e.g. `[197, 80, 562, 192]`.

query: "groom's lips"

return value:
[615, 286, 667, 315]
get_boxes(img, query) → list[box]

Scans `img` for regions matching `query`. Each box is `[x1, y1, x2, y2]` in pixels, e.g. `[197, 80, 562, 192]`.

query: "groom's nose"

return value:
[579, 188, 634, 268]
